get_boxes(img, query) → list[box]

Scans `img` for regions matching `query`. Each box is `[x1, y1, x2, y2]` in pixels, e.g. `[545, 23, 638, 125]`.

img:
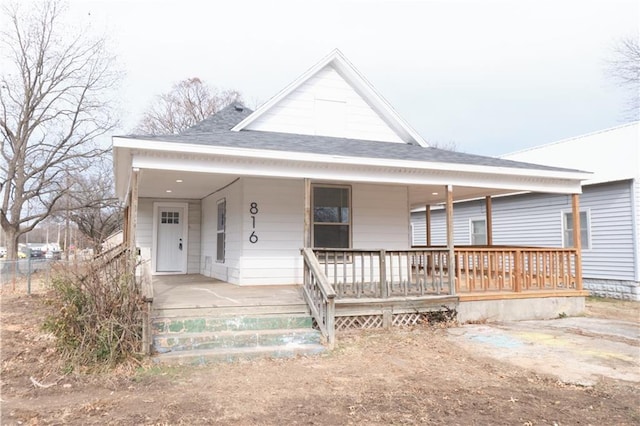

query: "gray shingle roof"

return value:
[182, 103, 253, 134]
[121, 103, 584, 173]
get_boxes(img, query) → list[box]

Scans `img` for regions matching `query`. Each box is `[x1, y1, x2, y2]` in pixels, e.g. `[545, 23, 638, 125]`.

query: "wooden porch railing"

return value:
[301, 248, 336, 348]
[312, 248, 453, 298]
[311, 246, 580, 299]
[453, 246, 580, 293]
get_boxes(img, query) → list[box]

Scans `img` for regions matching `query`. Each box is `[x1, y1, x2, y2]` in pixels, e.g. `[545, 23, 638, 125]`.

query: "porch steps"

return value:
[151, 313, 325, 364]
[152, 303, 309, 319]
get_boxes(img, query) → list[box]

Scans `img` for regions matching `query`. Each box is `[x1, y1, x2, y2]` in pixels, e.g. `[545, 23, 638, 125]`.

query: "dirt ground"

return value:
[1, 286, 639, 425]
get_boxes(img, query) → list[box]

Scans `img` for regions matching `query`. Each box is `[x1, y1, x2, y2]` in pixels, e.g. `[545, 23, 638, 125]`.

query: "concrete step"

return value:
[153, 343, 326, 365]
[152, 303, 310, 319]
[154, 328, 322, 353]
[152, 314, 313, 335]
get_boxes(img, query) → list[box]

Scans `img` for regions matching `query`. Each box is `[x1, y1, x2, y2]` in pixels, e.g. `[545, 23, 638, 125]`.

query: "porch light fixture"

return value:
[432, 192, 439, 195]
[176, 179, 183, 183]
[166, 190, 172, 193]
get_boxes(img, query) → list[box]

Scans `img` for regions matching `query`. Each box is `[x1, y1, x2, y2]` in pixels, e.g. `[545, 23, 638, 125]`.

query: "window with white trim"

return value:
[312, 185, 351, 248]
[216, 199, 226, 262]
[470, 219, 487, 245]
[563, 211, 590, 249]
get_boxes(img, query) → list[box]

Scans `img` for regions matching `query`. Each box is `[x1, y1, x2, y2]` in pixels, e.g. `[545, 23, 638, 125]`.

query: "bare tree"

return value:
[135, 78, 242, 135]
[65, 159, 122, 255]
[607, 36, 640, 117]
[0, 0, 119, 260]
[429, 140, 460, 152]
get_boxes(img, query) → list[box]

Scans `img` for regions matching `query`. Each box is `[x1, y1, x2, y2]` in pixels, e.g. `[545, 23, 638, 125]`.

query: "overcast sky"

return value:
[63, 0, 639, 156]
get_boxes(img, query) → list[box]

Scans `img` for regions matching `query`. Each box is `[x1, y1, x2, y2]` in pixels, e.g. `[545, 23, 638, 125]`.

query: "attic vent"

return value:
[234, 104, 244, 112]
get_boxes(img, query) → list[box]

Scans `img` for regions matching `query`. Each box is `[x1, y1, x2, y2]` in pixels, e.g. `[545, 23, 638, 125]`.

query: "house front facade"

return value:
[113, 50, 590, 343]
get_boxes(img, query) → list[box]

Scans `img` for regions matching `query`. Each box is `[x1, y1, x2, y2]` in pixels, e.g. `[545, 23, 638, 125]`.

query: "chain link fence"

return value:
[0, 259, 76, 294]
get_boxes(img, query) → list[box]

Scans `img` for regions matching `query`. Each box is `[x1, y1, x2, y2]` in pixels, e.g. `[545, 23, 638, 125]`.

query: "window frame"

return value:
[216, 198, 226, 263]
[469, 218, 487, 246]
[561, 209, 591, 250]
[311, 184, 352, 250]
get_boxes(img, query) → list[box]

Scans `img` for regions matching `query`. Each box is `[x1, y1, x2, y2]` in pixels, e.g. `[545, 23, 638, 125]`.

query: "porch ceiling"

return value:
[135, 167, 518, 206]
[138, 169, 239, 199]
[407, 185, 516, 209]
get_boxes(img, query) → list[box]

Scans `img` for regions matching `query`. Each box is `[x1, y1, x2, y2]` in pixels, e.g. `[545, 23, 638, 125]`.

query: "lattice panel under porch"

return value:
[335, 315, 384, 330]
[391, 312, 427, 327]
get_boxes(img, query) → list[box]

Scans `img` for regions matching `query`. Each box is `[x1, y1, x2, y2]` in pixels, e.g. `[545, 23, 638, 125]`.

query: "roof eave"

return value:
[113, 136, 591, 184]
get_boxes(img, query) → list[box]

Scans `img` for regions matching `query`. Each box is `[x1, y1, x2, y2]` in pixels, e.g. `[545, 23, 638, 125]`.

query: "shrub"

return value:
[44, 254, 143, 368]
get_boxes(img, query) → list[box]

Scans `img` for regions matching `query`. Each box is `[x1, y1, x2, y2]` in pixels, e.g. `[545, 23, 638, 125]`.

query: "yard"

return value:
[1, 286, 638, 425]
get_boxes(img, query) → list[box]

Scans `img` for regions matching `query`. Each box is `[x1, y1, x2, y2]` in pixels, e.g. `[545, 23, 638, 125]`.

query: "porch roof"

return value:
[117, 104, 584, 174]
[113, 103, 591, 205]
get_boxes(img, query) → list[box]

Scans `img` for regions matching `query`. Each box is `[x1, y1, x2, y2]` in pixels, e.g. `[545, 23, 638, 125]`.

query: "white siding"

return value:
[136, 199, 154, 251]
[199, 179, 412, 285]
[187, 201, 201, 274]
[201, 179, 242, 282]
[246, 66, 404, 143]
[352, 183, 410, 249]
[239, 178, 305, 285]
[411, 181, 637, 281]
[136, 198, 201, 274]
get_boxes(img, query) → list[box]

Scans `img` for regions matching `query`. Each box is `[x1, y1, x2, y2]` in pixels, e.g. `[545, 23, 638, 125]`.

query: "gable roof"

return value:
[230, 49, 429, 147]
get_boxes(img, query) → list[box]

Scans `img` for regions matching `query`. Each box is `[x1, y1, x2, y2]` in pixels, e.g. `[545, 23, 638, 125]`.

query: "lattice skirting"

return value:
[334, 312, 431, 330]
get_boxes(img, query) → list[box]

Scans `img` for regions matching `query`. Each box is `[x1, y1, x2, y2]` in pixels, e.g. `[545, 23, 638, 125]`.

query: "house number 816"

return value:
[249, 202, 259, 243]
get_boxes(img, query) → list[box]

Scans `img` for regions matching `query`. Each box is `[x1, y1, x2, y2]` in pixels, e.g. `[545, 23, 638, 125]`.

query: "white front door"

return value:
[156, 205, 186, 273]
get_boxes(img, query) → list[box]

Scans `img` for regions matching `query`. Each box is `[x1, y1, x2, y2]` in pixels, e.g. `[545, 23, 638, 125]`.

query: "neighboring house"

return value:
[113, 49, 590, 337]
[412, 121, 640, 301]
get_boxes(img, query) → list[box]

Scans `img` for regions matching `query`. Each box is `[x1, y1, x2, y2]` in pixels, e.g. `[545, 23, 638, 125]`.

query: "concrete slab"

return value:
[152, 274, 304, 310]
[447, 317, 640, 386]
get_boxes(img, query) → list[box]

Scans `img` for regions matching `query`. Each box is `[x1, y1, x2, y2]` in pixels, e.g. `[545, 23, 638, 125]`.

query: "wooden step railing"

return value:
[301, 248, 336, 348]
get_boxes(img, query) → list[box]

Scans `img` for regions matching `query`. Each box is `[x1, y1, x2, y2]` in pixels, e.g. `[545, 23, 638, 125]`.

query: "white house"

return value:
[412, 121, 640, 300]
[113, 50, 591, 347]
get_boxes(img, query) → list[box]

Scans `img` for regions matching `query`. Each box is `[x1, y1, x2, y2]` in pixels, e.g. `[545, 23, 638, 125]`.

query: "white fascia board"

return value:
[131, 153, 583, 195]
[114, 136, 590, 183]
[331, 52, 428, 147]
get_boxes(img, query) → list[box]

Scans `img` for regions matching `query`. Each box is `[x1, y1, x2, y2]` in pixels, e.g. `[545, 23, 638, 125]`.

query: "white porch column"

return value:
[304, 178, 311, 248]
[445, 185, 455, 295]
[128, 168, 139, 251]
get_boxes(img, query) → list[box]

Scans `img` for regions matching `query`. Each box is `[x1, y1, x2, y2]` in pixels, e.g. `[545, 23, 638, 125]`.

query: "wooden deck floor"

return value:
[151, 274, 305, 312]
